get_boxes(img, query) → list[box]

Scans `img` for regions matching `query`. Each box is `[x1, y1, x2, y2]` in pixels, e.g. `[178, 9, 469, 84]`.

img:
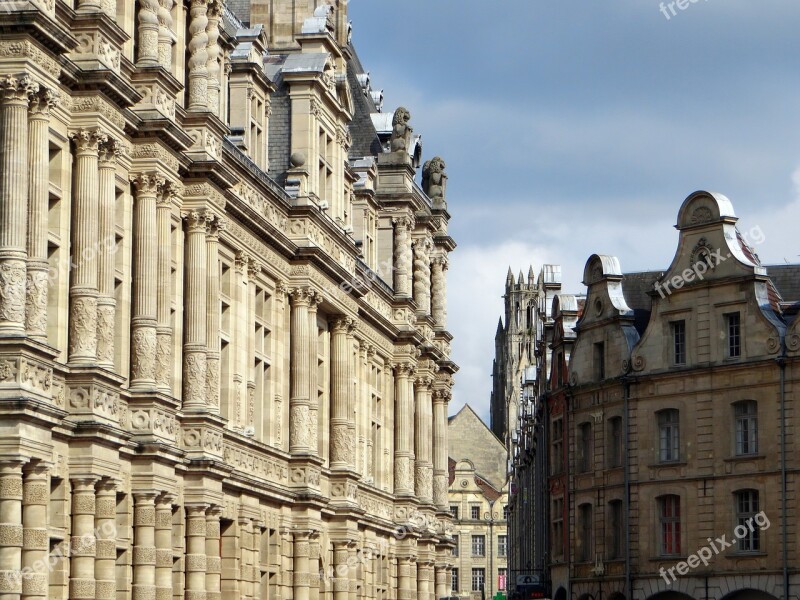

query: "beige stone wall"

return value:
[0, 1, 457, 599]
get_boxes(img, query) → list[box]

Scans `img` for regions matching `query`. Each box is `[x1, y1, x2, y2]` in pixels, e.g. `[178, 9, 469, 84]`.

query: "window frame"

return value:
[578, 421, 593, 473]
[658, 494, 681, 557]
[726, 312, 742, 358]
[734, 489, 761, 553]
[671, 320, 687, 365]
[578, 502, 593, 563]
[471, 568, 486, 592]
[607, 416, 623, 469]
[734, 400, 758, 457]
[657, 409, 680, 463]
[471, 534, 486, 557]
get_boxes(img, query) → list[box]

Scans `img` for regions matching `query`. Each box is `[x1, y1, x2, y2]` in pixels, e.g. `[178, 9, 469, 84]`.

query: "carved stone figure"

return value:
[389, 107, 412, 155]
[422, 156, 447, 204]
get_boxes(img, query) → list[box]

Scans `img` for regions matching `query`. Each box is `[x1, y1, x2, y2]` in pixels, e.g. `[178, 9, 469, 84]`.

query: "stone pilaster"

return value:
[308, 293, 321, 454]
[289, 288, 313, 454]
[308, 534, 320, 600]
[432, 391, 449, 509]
[332, 541, 349, 600]
[185, 504, 207, 600]
[430, 256, 447, 327]
[154, 494, 174, 600]
[246, 260, 261, 429]
[0, 76, 37, 336]
[94, 480, 117, 600]
[205, 1, 221, 116]
[182, 211, 209, 410]
[132, 492, 157, 600]
[414, 377, 433, 504]
[157, 0, 176, 69]
[137, 0, 161, 66]
[293, 532, 310, 600]
[155, 184, 176, 392]
[205, 216, 225, 412]
[21, 464, 48, 600]
[70, 477, 99, 600]
[96, 140, 120, 368]
[187, 0, 209, 111]
[25, 88, 59, 341]
[392, 217, 412, 297]
[347, 544, 358, 600]
[131, 173, 165, 388]
[412, 239, 431, 314]
[232, 252, 249, 427]
[68, 128, 106, 363]
[393, 363, 415, 495]
[0, 461, 24, 600]
[205, 507, 222, 600]
[330, 317, 355, 469]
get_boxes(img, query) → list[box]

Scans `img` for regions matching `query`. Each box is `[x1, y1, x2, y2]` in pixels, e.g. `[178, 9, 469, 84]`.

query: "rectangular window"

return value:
[594, 342, 605, 380]
[671, 320, 686, 365]
[659, 495, 681, 556]
[502, 505, 510, 521]
[471, 535, 485, 557]
[498, 535, 508, 557]
[578, 422, 593, 473]
[552, 497, 564, 558]
[658, 409, 680, 463]
[578, 503, 593, 562]
[450, 505, 459, 520]
[452, 535, 459, 557]
[735, 401, 758, 456]
[470, 505, 481, 520]
[727, 312, 741, 357]
[736, 490, 760, 552]
[608, 416, 623, 468]
[471, 568, 485, 592]
[609, 500, 623, 559]
[551, 418, 563, 474]
[498, 568, 507, 592]
[451, 568, 459, 593]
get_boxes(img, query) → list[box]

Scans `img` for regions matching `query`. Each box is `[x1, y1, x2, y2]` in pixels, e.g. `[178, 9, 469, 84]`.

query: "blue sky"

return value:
[348, 0, 800, 422]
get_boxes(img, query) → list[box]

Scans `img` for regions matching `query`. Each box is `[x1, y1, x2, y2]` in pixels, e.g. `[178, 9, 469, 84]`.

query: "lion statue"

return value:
[389, 107, 412, 154]
[422, 156, 447, 204]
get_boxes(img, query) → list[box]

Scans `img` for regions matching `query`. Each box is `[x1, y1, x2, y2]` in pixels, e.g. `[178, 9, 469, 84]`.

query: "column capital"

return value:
[157, 180, 180, 206]
[98, 138, 122, 165]
[132, 490, 159, 503]
[185, 503, 210, 516]
[205, 214, 226, 238]
[131, 171, 166, 195]
[331, 316, 357, 334]
[156, 492, 176, 507]
[183, 209, 212, 232]
[71, 127, 108, 155]
[234, 250, 250, 274]
[247, 258, 262, 280]
[289, 287, 315, 307]
[414, 376, 433, 390]
[0, 73, 39, 105]
[95, 478, 118, 495]
[392, 362, 415, 378]
[308, 290, 323, 311]
[276, 280, 290, 297]
[205, 505, 223, 518]
[29, 86, 61, 116]
[392, 215, 414, 230]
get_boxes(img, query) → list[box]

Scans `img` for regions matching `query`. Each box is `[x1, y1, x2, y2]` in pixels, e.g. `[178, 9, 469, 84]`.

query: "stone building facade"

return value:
[0, 1, 458, 599]
[509, 191, 800, 600]
[448, 406, 509, 600]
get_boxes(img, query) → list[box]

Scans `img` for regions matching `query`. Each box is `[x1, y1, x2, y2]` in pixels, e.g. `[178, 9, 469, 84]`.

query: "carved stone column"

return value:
[157, 0, 176, 69]
[94, 480, 117, 600]
[347, 543, 358, 600]
[187, 0, 209, 111]
[430, 256, 447, 328]
[289, 288, 313, 454]
[308, 294, 322, 454]
[70, 477, 99, 600]
[137, 0, 160, 65]
[205, 507, 222, 600]
[332, 541, 349, 600]
[68, 128, 106, 363]
[96, 140, 119, 368]
[293, 531, 310, 600]
[131, 173, 164, 388]
[25, 88, 59, 341]
[246, 260, 261, 429]
[0, 76, 36, 336]
[414, 377, 433, 504]
[75, 0, 102, 13]
[205, 216, 225, 411]
[132, 492, 157, 600]
[330, 317, 354, 469]
[397, 557, 413, 600]
[432, 391, 449, 509]
[392, 217, 412, 297]
[412, 239, 431, 314]
[185, 504, 208, 600]
[155, 184, 175, 392]
[0, 461, 24, 600]
[182, 211, 208, 409]
[308, 534, 320, 600]
[155, 494, 174, 600]
[417, 563, 430, 600]
[346, 326, 358, 457]
[231, 253, 249, 427]
[434, 565, 447, 600]
[205, 1, 221, 116]
[21, 464, 48, 600]
[393, 363, 415, 495]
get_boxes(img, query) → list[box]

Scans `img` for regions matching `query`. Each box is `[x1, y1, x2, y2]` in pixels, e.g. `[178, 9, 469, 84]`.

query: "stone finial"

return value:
[422, 156, 447, 206]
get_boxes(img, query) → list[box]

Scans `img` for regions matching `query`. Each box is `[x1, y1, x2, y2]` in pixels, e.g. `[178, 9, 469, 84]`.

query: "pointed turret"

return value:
[506, 267, 514, 289]
[528, 265, 535, 285]
[518, 270, 524, 288]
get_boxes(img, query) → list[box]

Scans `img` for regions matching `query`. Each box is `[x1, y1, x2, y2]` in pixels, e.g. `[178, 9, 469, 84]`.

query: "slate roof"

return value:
[621, 270, 664, 335]
[766, 264, 800, 304]
[346, 47, 383, 159]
